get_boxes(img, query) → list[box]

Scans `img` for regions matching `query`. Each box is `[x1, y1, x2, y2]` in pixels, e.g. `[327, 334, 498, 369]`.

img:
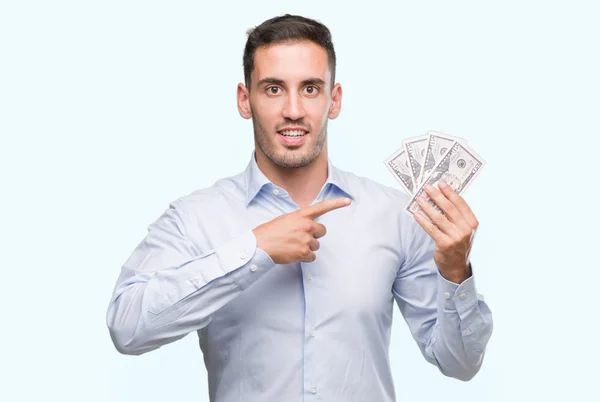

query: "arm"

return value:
[393, 232, 493, 381]
[106, 196, 351, 356]
[106, 200, 275, 356]
[393, 182, 493, 381]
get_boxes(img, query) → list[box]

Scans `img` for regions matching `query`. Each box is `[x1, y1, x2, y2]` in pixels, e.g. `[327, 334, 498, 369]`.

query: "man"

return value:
[107, 14, 493, 402]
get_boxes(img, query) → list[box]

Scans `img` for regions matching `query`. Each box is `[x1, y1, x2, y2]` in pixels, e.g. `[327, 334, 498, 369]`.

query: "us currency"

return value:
[403, 135, 428, 189]
[383, 148, 414, 195]
[419, 131, 466, 187]
[406, 141, 485, 217]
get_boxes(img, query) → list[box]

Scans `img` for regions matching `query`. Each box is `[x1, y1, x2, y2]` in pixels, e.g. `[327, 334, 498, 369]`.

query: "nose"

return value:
[282, 92, 306, 121]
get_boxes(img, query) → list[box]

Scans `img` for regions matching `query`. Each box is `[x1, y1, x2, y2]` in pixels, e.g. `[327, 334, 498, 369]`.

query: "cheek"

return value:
[252, 101, 281, 128]
[306, 99, 330, 123]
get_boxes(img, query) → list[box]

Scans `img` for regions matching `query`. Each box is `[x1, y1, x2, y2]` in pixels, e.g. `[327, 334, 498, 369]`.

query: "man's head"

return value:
[237, 14, 342, 169]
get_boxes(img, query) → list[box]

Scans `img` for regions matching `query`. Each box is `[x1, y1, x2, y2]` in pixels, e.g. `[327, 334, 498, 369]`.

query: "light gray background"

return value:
[1, 1, 598, 401]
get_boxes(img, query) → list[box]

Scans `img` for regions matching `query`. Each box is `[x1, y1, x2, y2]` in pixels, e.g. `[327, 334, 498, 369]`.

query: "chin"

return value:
[270, 149, 317, 169]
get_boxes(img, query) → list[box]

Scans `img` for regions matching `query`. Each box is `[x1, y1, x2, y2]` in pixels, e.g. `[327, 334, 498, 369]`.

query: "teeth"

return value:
[280, 130, 306, 137]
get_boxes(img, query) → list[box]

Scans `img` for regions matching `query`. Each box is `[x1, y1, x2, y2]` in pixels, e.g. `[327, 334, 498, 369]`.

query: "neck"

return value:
[255, 144, 329, 208]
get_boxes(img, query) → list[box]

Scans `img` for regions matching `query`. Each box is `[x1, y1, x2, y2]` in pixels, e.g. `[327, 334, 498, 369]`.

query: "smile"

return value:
[278, 129, 308, 137]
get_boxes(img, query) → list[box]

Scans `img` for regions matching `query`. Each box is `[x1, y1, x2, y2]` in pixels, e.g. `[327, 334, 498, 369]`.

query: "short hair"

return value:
[243, 14, 336, 89]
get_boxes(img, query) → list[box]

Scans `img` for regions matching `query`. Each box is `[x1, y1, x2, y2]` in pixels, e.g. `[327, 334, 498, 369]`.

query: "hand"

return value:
[253, 197, 352, 264]
[414, 181, 479, 284]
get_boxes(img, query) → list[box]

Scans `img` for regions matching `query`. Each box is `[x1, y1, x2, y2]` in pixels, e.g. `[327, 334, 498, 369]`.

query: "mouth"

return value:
[277, 128, 309, 146]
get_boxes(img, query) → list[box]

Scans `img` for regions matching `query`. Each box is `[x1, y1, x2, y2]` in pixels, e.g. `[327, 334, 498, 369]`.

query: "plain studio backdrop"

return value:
[1, 1, 598, 401]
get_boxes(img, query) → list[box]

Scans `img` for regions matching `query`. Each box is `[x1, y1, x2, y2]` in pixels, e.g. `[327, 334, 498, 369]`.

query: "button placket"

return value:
[302, 261, 319, 399]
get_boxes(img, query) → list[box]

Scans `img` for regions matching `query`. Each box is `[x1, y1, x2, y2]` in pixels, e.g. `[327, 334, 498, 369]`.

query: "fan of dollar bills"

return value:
[384, 131, 485, 217]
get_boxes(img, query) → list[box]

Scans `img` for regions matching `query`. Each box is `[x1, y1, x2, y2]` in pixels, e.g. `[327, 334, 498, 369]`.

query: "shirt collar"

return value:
[244, 150, 355, 206]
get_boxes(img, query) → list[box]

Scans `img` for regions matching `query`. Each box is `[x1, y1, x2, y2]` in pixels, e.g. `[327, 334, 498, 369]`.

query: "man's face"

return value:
[242, 41, 341, 168]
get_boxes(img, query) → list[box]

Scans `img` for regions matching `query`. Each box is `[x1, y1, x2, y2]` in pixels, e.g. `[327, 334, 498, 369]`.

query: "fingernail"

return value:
[439, 181, 447, 188]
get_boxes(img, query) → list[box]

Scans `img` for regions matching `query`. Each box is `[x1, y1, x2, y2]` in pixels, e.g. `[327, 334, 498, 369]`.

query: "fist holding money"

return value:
[385, 131, 484, 283]
[415, 181, 478, 284]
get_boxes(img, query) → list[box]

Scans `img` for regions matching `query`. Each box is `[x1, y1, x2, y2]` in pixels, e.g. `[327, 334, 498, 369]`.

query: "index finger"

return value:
[299, 197, 352, 220]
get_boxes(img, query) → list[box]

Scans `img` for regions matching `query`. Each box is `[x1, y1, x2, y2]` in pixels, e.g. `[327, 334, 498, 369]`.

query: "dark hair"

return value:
[243, 14, 336, 89]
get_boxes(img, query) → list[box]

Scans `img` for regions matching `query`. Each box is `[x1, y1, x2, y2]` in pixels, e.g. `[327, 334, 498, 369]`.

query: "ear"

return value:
[237, 83, 252, 119]
[328, 83, 343, 120]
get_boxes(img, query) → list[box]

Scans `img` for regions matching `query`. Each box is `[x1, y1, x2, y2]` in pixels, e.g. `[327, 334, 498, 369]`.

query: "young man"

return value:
[107, 14, 493, 402]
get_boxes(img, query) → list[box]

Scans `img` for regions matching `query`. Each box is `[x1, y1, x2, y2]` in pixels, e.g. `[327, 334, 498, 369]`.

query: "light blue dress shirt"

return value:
[107, 151, 493, 402]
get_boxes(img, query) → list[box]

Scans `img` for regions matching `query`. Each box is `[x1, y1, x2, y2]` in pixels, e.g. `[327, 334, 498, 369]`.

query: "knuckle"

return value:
[431, 212, 443, 222]
[300, 220, 313, 232]
[439, 239, 451, 249]
[446, 195, 458, 205]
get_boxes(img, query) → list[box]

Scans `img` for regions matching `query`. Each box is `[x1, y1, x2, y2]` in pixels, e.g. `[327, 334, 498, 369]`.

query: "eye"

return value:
[304, 85, 319, 95]
[266, 86, 281, 95]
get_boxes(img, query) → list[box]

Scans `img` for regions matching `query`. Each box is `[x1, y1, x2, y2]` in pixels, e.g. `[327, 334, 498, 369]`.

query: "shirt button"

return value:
[273, 189, 279, 195]
[250, 264, 257, 272]
[464, 328, 472, 336]
[443, 292, 451, 299]
[307, 273, 313, 281]
[459, 292, 466, 300]
[240, 251, 247, 259]
[310, 329, 316, 337]
[310, 387, 317, 394]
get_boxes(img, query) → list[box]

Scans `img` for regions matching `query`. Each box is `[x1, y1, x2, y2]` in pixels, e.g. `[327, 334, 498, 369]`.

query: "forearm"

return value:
[106, 229, 275, 355]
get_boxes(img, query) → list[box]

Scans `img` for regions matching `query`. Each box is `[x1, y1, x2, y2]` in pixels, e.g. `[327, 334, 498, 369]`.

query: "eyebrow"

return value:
[256, 77, 326, 87]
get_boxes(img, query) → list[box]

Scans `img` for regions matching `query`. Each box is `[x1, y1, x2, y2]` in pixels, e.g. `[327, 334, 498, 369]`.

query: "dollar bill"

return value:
[406, 141, 485, 217]
[403, 135, 428, 188]
[383, 148, 414, 195]
[419, 131, 466, 187]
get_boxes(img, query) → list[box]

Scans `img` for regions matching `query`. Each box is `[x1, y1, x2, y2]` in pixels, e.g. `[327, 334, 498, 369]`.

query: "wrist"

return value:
[438, 263, 471, 284]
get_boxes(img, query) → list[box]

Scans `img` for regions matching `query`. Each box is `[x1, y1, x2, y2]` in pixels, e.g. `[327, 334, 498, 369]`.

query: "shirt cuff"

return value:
[213, 229, 276, 290]
[230, 247, 276, 290]
[438, 271, 479, 317]
[186, 229, 272, 290]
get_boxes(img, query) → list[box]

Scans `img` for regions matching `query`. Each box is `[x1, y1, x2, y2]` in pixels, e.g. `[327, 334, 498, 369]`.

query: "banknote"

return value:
[403, 135, 428, 188]
[406, 141, 485, 217]
[383, 148, 414, 195]
[419, 131, 466, 187]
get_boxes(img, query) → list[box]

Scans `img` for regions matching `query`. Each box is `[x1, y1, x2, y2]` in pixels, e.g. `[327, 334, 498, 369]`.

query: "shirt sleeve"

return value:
[106, 199, 276, 356]
[392, 216, 493, 381]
